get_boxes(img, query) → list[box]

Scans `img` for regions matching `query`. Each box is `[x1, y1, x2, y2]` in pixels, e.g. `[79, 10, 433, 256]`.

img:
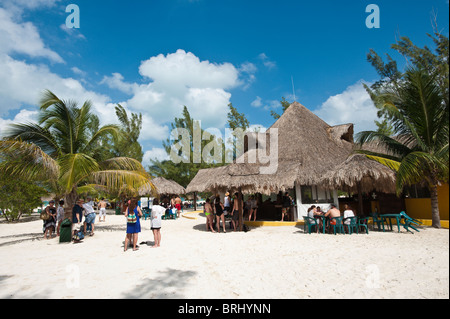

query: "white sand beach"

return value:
[0, 211, 448, 299]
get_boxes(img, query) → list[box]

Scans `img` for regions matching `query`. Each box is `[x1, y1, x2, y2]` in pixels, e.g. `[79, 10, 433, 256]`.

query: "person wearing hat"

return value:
[43, 200, 57, 239]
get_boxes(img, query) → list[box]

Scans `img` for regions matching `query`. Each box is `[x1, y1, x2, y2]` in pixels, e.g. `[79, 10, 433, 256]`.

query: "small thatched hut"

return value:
[140, 177, 186, 196]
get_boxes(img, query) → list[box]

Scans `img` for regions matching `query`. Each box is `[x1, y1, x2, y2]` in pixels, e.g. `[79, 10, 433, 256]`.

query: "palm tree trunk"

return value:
[430, 184, 441, 228]
[238, 188, 243, 232]
[64, 188, 78, 220]
[357, 182, 364, 216]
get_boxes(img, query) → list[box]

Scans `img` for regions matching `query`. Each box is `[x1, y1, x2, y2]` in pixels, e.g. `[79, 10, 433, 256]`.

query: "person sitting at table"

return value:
[307, 205, 316, 220]
[343, 204, 356, 232]
[325, 204, 341, 232]
[307, 205, 321, 233]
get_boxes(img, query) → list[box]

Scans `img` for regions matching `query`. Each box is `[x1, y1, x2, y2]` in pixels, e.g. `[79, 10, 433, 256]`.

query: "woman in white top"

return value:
[150, 199, 166, 248]
[223, 192, 231, 216]
[343, 204, 355, 225]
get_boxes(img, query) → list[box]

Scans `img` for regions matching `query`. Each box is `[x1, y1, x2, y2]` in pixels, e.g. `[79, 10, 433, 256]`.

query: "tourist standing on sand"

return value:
[150, 198, 165, 248]
[204, 198, 215, 232]
[124, 198, 143, 251]
[82, 198, 96, 236]
[43, 200, 57, 239]
[56, 200, 65, 236]
[98, 198, 107, 222]
[231, 193, 241, 232]
[214, 195, 226, 233]
[72, 199, 83, 225]
[175, 195, 182, 218]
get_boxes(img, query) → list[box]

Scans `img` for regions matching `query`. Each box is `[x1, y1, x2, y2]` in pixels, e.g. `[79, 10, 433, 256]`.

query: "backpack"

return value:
[127, 213, 137, 224]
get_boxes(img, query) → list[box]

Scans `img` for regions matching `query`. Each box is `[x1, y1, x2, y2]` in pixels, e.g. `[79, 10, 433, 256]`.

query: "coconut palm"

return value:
[357, 68, 449, 228]
[0, 90, 155, 216]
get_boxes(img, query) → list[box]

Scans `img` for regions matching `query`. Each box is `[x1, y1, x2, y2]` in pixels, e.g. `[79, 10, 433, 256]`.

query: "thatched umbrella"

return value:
[319, 154, 397, 214]
[140, 177, 185, 196]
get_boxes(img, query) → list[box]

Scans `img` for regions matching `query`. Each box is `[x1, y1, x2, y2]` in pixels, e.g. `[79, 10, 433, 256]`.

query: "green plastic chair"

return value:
[143, 208, 152, 220]
[330, 216, 345, 235]
[399, 211, 422, 233]
[303, 216, 319, 234]
[344, 216, 358, 234]
[369, 212, 386, 231]
[357, 216, 369, 234]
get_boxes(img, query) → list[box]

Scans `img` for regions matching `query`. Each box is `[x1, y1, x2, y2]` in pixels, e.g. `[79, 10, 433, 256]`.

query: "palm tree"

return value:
[0, 90, 155, 217]
[357, 68, 449, 228]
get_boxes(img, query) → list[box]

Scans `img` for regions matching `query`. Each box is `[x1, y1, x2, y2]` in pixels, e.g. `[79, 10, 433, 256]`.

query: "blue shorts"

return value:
[85, 213, 96, 225]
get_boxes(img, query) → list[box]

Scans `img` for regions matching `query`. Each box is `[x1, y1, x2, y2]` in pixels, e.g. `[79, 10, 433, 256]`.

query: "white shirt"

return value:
[224, 196, 230, 208]
[83, 202, 95, 216]
[151, 205, 166, 228]
[343, 210, 355, 225]
[57, 206, 65, 221]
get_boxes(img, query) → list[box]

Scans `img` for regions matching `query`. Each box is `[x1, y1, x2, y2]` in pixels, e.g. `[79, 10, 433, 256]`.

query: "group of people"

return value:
[307, 203, 355, 233]
[123, 197, 167, 251]
[203, 192, 260, 233]
[42, 195, 167, 251]
[41, 197, 108, 240]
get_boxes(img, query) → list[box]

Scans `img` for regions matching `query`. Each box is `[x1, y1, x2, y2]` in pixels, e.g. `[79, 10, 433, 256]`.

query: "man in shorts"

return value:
[174, 196, 182, 218]
[281, 192, 292, 221]
[82, 198, 96, 236]
[98, 198, 107, 222]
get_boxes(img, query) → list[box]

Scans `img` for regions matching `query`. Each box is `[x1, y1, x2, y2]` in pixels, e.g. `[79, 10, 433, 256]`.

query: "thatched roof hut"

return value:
[140, 177, 186, 196]
[319, 154, 397, 194]
[187, 102, 354, 195]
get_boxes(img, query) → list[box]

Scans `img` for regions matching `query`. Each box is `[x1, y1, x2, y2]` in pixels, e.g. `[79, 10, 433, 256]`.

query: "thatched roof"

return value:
[319, 154, 397, 193]
[186, 102, 355, 194]
[140, 177, 186, 196]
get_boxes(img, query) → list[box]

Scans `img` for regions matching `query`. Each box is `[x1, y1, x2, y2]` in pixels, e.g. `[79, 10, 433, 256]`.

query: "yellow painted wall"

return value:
[405, 184, 449, 221]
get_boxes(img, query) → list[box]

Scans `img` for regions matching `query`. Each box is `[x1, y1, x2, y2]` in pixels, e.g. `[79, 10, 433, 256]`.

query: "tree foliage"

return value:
[358, 31, 449, 228]
[0, 90, 154, 210]
[0, 175, 48, 222]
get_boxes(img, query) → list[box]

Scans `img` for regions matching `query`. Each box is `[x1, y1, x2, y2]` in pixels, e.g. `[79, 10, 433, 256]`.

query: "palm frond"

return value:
[0, 139, 59, 180]
[99, 157, 147, 172]
[365, 154, 401, 172]
[58, 153, 99, 192]
[88, 170, 152, 193]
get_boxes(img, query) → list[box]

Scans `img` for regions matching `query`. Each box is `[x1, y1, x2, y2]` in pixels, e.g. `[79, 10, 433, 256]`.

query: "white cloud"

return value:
[238, 62, 257, 90]
[258, 53, 276, 70]
[0, 109, 38, 137]
[102, 49, 244, 129]
[100, 73, 138, 95]
[142, 147, 170, 167]
[139, 50, 239, 90]
[0, 54, 108, 114]
[313, 81, 378, 133]
[0, 8, 63, 63]
[251, 96, 262, 108]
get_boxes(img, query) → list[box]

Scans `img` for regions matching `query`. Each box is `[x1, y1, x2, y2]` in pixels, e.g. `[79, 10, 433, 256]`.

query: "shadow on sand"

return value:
[121, 268, 197, 299]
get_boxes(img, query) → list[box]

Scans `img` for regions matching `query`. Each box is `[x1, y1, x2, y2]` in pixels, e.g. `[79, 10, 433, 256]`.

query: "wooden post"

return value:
[238, 188, 243, 232]
[194, 192, 197, 211]
[357, 182, 364, 216]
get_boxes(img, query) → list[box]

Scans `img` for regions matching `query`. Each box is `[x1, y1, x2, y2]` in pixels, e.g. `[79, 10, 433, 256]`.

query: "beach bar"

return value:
[187, 102, 363, 223]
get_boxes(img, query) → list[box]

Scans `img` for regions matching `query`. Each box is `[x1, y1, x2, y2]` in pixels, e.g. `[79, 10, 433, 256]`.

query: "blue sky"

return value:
[0, 0, 448, 167]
